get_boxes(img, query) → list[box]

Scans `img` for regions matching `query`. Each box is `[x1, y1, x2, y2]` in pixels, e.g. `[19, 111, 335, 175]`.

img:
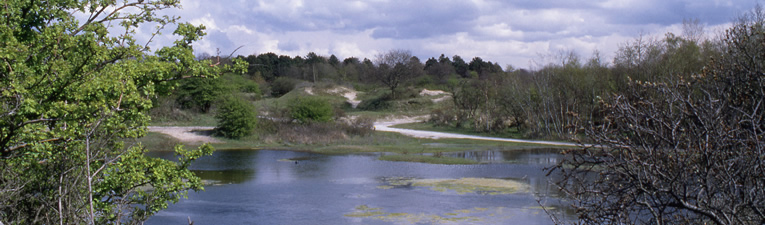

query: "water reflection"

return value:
[146, 149, 573, 224]
[193, 170, 254, 185]
[445, 148, 564, 164]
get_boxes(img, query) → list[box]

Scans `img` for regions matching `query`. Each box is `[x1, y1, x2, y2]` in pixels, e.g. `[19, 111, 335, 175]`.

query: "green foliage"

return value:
[175, 73, 260, 112]
[219, 73, 261, 95]
[357, 92, 392, 111]
[271, 77, 298, 97]
[176, 77, 227, 112]
[215, 97, 258, 139]
[288, 96, 334, 123]
[95, 144, 213, 222]
[0, 1, 245, 224]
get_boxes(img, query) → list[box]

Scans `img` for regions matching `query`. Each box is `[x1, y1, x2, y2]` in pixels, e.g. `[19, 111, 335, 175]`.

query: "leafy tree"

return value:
[215, 97, 258, 139]
[0, 1, 245, 224]
[552, 8, 765, 225]
[288, 97, 334, 123]
[175, 77, 227, 112]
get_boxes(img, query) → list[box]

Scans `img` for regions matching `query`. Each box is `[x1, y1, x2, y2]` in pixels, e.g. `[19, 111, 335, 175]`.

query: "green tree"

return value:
[0, 1, 245, 224]
[175, 77, 227, 112]
[215, 97, 258, 139]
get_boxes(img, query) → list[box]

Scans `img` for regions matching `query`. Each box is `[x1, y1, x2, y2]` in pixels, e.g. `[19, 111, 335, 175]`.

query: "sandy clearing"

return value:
[147, 126, 220, 143]
[419, 89, 448, 96]
[327, 86, 362, 108]
[432, 95, 451, 103]
[304, 87, 315, 95]
[344, 91, 361, 108]
[419, 89, 452, 103]
[373, 117, 580, 147]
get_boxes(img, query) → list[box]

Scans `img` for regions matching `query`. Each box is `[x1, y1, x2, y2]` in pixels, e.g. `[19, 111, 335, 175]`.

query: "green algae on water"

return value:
[376, 177, 529, 195]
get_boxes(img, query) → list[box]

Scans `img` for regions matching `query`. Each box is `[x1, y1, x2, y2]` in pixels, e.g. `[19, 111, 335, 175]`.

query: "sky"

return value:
[146, 0, 756, 69]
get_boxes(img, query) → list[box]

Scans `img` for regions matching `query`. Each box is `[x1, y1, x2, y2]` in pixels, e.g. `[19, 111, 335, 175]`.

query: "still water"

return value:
[145, 149, 572, 224]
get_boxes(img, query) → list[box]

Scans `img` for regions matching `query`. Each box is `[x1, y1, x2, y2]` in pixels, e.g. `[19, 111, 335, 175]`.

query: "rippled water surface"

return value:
[145, 149, 572, 224]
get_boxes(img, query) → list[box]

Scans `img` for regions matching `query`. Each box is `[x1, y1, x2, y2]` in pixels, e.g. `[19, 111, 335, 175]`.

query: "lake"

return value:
[145, 149, 573, 224]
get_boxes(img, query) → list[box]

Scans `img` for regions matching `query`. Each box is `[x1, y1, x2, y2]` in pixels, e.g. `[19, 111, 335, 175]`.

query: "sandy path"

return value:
[147, 126, 220, 143]
[147, 118, 580, 147]
[373, 118, 581, 147]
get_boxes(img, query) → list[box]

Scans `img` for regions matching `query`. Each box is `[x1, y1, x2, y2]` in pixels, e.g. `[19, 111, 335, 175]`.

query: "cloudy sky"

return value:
[149, 0, 755, 69]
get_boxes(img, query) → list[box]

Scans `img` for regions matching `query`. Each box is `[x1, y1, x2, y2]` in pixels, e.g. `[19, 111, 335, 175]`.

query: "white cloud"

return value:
[188, 13, 218, 31]
[132, 0, 760, 69]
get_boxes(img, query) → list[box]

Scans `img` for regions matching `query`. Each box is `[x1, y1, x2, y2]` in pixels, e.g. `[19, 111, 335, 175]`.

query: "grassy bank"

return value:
[141, 84, 568, 164]
[391, 122, 527, 139]
[139, 128, 562, 164]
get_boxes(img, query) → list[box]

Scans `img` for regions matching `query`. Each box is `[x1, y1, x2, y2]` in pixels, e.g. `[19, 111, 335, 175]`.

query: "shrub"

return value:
[345, 116, 374, 136]
[241, 82, 261, 94]
[270, 77, 298, 97]
[215, 97, 258, 139]
[357, 92, 391, 110]
[288, 96, 334, 123]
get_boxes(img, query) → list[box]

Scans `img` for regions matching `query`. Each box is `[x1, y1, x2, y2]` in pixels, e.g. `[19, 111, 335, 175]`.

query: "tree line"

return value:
[222, 19, 712, 141]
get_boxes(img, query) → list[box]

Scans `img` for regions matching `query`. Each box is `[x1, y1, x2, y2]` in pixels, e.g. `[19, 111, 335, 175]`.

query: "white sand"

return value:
[147, 126, 221, 143]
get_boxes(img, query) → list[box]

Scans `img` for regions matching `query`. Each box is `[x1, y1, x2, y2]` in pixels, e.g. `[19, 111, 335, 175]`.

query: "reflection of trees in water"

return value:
[193, 170, 255, 184]
[449, 150, 499, 162]
[447, 148, 565, 164]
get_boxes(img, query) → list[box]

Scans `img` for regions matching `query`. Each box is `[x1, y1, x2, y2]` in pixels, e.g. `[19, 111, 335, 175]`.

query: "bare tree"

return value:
[551, 7, 765, 225]
[373, 49, 418, 99]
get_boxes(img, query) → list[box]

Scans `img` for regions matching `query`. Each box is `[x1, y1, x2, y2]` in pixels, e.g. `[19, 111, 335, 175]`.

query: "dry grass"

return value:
[256, 116, 374, 145]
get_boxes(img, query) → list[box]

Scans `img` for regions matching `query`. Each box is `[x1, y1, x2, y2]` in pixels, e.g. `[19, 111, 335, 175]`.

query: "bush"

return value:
[270, 77, 298, 97]
[241, 82, 261, 94]
[215, 97, 258, 139]
[345, 116, 374, 136]
[288, 96, 334, 123]
[357, 92, 391, 110]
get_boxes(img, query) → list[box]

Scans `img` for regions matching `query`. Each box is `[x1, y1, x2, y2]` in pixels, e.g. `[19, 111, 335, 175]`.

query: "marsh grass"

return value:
[411, 178, 529, 194]
[345, 204, 484, 223]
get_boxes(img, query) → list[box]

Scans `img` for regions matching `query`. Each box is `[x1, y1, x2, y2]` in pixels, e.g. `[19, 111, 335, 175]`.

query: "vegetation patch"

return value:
[345, 204, 520, 224]
[378, 177, 528, 195]
[344, 205, 386, 218]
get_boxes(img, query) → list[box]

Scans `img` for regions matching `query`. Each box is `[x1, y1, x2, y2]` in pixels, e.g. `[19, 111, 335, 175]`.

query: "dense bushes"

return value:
[175, 77, 226, 112]
[175, 74, 261, 112]
[357, 93, 391, 111]
[271, 77, 298, 97]
[288, 96, 334, 123]
[215, 97, 258, 139]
